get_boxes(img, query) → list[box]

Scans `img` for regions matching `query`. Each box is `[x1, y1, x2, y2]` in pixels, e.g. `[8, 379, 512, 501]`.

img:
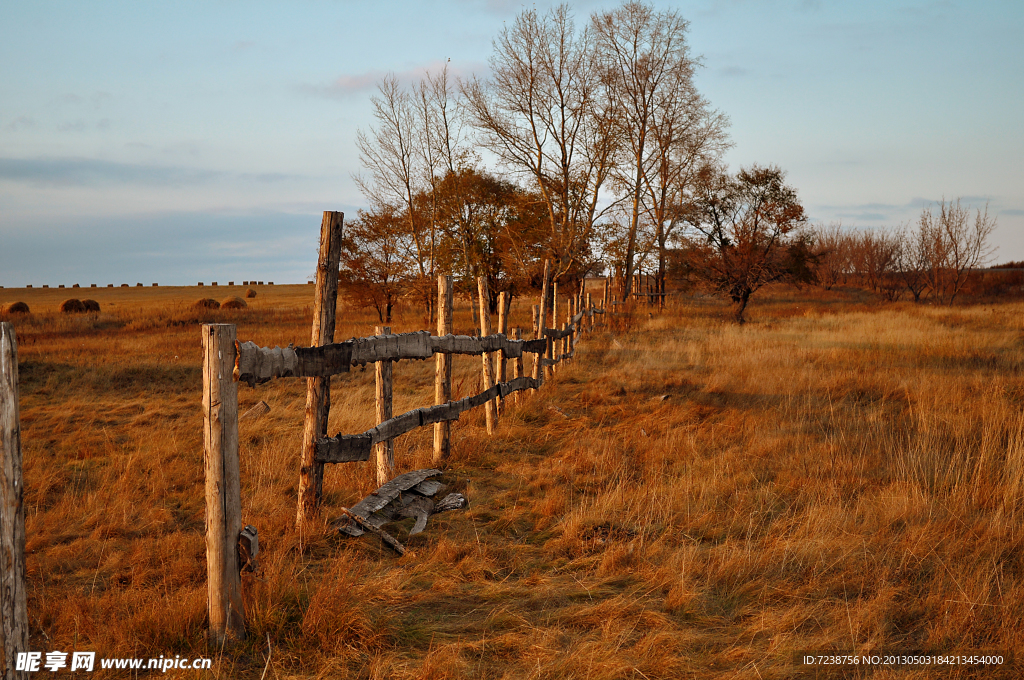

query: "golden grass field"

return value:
[2, 283, 1023, 678]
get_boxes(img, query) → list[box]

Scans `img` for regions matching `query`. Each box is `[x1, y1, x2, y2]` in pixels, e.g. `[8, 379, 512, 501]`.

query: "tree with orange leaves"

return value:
[683, 164, 812, 322]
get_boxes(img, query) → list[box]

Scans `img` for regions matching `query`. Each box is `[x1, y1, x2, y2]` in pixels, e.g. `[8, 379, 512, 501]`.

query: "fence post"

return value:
[496, 292, 508, 414]
[603, 277, 610, 317]
[374, 326, 394, 486]
[433, 275, 453, 464]
[1, 323, 28, 680]
[477, 277, 496, 434]
[587, 293, 593, 332]
[534, 260, 549, 388]
[202, 323, 245, 644]
[511, 328, 523, 406]
[567, 299, 574, 360]
[550, 281, 559, 376]
[297, 211, 343, 527]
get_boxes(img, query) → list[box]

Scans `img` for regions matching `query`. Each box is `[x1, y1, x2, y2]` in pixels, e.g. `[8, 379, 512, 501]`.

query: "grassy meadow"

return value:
[2, 283, 1023, 678]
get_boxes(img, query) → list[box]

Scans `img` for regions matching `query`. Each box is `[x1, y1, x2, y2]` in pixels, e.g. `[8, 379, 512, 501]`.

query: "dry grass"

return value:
[3, 283, 1023, 678]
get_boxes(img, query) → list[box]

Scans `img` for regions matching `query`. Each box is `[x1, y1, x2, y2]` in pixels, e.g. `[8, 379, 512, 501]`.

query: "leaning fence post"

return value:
[202, 323, 245, 644]
[375, 326, 394, 486]
[1, 323, 29, 680]
[297, 211, 343, 528]
[477, 277, 496, 435]
[433, 275, 453, 464]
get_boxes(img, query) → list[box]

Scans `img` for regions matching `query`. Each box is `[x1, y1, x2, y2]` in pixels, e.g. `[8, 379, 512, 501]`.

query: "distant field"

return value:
[3, 285, 1023, 678]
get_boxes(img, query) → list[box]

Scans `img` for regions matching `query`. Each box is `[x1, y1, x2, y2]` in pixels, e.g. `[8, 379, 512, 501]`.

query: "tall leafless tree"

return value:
[355, 75, 434, 318]
[920, 198, 996, 304]
[462, 4, 616, 282]
[592, 1, 728, 302]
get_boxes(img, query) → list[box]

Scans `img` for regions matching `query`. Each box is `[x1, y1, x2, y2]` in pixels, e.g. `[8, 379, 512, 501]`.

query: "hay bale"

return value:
[59, 299, 86, 314]
[82, 299, 100, 312]
[193, 298, 221, 310]
[1, 301, 30, 314]
[244, 288, 257, 298]
[221, 296, 247, 310]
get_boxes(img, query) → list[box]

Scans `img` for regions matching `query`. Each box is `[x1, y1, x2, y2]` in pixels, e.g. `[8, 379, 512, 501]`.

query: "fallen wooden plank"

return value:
[354, 469, 444, 518]
[339, 507, 405, 555]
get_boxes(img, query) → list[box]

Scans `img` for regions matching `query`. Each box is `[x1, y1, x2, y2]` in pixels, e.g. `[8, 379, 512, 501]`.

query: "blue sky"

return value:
[2, 0, 1021, 286]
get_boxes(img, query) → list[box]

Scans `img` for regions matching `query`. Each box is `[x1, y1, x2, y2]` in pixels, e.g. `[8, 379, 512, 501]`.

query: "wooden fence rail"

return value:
[235, 333, 547, 385]
[316, 376, 540, 463]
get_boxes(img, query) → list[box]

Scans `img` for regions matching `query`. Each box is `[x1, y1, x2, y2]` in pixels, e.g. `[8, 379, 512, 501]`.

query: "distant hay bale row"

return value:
[58, 299, 101, 313]
[193, 297, 248, 310]
[2, 301, 30, 314]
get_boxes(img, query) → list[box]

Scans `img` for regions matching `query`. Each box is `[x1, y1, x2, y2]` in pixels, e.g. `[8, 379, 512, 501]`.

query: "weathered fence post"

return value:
[566, 297, 574, 363]
[511, 328, 523, 406]
[375, 326, 394, 486]
[477, 277, 496, 435]
[587, 293, 593, 332]
[1, 323, 29, 680]
[433, 275, 453, 464]
[202, 323, 245, 644]
[603, 277, 610, 318]
[297, 211, 343, 527]
[550, 281, 559, 376]
[496, 292, 508, 414]
[534, 260, 550, 388]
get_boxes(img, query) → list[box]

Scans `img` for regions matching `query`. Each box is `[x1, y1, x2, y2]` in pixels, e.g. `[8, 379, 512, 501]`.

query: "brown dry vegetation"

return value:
[2, 283, 1023, 678]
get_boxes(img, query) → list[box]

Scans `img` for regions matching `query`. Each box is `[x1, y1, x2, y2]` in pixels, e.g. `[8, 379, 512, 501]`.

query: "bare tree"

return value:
[356, 75, 434, 320]
[462, 4, 615, 281]
[850, 229, 899, 294]
[812, 222, 853, 290]
[920, 198, 997, 304]
[592, 1, 728, 303]
[894, 222, 930, 301]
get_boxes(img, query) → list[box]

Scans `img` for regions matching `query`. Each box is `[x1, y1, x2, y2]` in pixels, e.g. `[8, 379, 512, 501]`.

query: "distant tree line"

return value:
[810, 199, 997, 305]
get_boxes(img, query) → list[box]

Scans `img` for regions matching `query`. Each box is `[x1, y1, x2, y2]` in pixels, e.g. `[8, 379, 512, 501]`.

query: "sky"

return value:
[1, 0, 1021, 287]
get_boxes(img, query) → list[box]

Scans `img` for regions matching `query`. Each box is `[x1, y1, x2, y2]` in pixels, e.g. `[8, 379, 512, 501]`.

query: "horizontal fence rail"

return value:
[235, 332, 548, 386]
[315, 376, 539, 463]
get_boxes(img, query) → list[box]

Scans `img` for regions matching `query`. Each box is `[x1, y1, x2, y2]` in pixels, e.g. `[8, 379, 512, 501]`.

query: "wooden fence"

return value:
[202, 211, 604, 643]
[0, 211, 608, 658]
